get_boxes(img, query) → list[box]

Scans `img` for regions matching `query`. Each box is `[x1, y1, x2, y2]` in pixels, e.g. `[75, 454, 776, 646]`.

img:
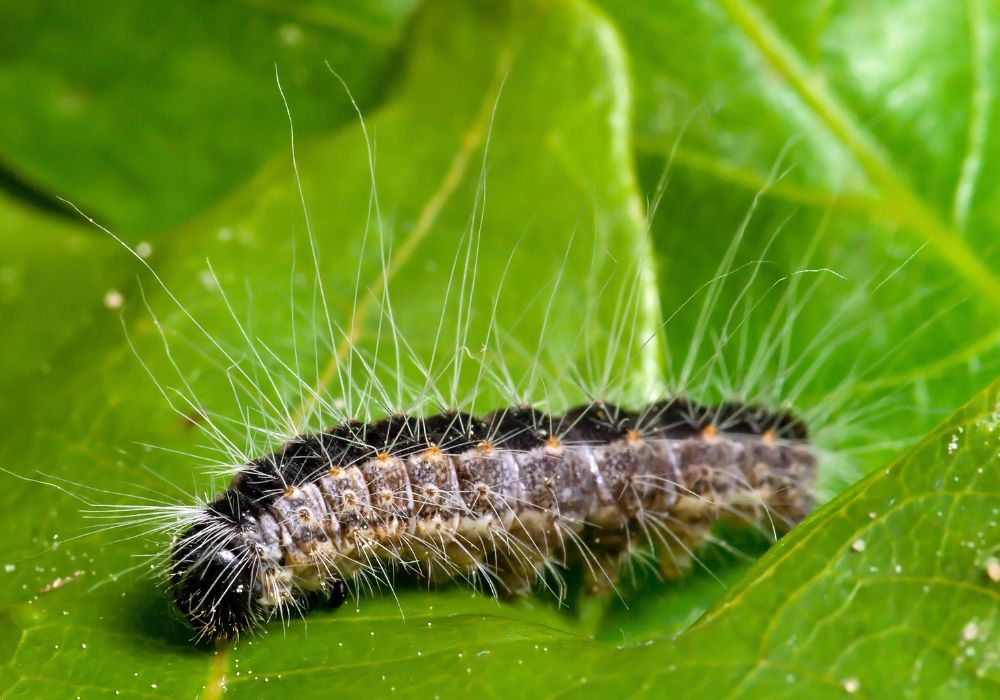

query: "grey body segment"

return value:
[241, 433, 816, 606]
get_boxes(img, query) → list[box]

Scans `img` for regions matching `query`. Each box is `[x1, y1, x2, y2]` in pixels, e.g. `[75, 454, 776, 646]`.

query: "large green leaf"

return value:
[1, 0, 998, 697]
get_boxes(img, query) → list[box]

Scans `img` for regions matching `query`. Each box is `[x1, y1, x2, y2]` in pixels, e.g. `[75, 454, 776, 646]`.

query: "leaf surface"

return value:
[0, 0, 997, 697]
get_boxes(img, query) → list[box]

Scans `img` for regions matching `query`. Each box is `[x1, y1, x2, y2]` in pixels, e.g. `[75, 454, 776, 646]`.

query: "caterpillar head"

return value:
[169, 504, 263, 640]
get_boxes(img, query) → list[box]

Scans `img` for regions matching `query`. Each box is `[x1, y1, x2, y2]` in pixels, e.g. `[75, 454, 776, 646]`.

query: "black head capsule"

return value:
[170, 505, 265, 640]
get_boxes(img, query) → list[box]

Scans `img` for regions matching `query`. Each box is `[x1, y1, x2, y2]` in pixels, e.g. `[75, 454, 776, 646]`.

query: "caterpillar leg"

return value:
[301, 579, 349, 614]
[327, 579, 349, 609]
[493, 533, 550, 597]
[490, 517, 573, 599]
[656, 520, 710, 579]
[581, 529, 631, 595]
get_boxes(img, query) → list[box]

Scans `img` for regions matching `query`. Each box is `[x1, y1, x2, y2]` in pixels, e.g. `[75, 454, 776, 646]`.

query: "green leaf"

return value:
[1, 0, 998, 697]
[0, 0, 419, 236]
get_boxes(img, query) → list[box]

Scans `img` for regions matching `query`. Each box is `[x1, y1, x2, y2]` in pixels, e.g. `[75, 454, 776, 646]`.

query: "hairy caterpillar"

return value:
[171, 399, 814, 639]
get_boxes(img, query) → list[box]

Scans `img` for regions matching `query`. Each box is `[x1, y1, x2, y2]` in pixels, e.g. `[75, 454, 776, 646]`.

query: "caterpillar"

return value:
[171, 399, 814, 640]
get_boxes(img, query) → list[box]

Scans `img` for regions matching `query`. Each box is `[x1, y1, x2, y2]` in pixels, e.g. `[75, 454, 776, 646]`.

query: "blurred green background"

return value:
[0, 0, 998, 697]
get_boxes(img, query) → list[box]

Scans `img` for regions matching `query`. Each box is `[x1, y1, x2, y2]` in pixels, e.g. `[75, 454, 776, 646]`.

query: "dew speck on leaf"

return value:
[985, 557, 1000, 583]
[103, 289, 124, 309]
[960, 621, 979, 642]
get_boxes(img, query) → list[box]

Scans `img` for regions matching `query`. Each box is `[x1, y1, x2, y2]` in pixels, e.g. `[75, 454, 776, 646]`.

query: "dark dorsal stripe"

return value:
[223, 399, 807, 517]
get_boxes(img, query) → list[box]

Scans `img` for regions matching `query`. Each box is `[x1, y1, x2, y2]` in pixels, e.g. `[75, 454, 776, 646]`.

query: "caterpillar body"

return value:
[172, 398, 814, 639]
